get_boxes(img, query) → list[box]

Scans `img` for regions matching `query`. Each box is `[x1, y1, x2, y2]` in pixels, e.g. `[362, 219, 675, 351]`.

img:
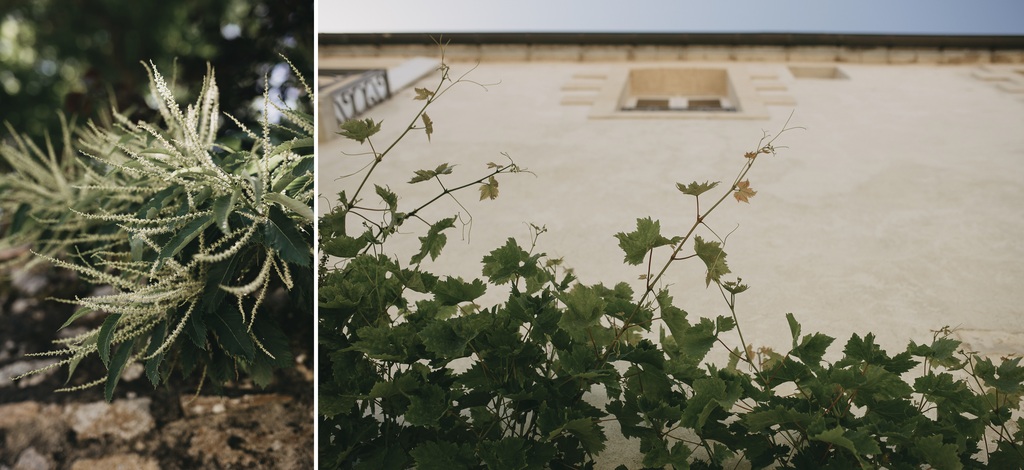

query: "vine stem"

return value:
[603, 117, 800, 361]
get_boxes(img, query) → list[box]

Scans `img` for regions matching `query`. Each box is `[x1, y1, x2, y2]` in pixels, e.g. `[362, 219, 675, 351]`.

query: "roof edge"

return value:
[320, 32, 1024, 49]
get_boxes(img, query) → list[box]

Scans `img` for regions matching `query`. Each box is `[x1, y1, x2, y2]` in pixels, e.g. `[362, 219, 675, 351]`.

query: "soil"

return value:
[0, 260, 314, 469]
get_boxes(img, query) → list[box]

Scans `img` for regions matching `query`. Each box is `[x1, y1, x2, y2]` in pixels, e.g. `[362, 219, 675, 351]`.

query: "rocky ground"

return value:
[0, 260, 314, 469]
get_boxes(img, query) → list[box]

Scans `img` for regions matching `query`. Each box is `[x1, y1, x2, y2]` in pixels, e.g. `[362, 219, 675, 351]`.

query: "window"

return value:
[621, 68, 736, 112]
[584, 66, 773, 120]
[789, 65, 848, 80]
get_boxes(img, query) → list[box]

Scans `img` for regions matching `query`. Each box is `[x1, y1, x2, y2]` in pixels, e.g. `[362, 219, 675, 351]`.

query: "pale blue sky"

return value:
[320, 0, 1024, 35]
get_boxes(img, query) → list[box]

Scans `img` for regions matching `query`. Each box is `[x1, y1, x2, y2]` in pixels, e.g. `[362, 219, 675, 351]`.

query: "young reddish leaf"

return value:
[413, 87, 435, 100]
[744, 151, 758, 159]
[479, 175, 499, 200]
[734, 179, 756, 203]
[422, 113, 433, 142]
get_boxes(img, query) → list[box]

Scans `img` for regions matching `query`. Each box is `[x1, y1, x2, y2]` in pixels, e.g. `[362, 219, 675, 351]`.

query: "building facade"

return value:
[319, 33, 1024, 467]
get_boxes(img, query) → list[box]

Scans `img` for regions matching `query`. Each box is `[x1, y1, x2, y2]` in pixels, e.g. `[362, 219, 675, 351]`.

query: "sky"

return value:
[320, 0, 1024, 36]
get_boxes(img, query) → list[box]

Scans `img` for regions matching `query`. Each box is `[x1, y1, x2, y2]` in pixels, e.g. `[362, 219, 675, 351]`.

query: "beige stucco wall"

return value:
[318, 55, 1024, 467]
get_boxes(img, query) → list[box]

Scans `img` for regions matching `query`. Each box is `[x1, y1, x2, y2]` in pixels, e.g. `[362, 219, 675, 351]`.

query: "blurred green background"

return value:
[0, 0, 313, 142]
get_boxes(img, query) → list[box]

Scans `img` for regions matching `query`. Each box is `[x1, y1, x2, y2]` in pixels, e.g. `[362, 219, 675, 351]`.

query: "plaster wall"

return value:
[318, 58, 1024, 467]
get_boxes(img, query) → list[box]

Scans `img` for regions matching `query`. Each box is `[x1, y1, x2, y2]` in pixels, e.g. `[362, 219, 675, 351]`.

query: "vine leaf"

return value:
[409, 163, 454, 184]
[694, 236, 730, 286]
[337, 118, 381, 144]
[411, 216, 456, 264]
[432, 276, 487, 305]
[481, 238, 538, 285]
[323, 234, 369, 259]
[413, 87, 435, 101]
[559, 418, 607, 455]
[734, 179, 757, 203]
[410, 441, 476, 468]
[676, 181, 720, 197]
[614, 217, 680, 266]
[422, 113, 434, 142]
[479, 175, 499, 200]
[557, 284, 607, 333]
[374, 184, 398, 212]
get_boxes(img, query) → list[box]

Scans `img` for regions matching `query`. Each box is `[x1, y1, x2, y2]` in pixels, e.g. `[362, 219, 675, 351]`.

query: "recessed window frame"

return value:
[590, 65, 770, 120]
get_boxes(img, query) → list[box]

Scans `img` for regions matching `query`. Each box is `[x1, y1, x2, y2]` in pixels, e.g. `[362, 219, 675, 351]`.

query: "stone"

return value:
[12, 448, 51, 470]
[69, 454, 159, 470]
[65, 398, 155, 441]
[0, 403, 66, 459]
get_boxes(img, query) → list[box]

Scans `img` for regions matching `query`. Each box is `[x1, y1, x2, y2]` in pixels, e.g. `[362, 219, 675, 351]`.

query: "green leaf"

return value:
[560, 418, 607, 455]
[203, 254, 241, 313]
[98, 313, 122, 366]
[410, 217, 456, 264]
[144, 321, 168, 387]
[656, 290, 688, 340]
[743, 405, 817, 432]
[676, 180, 720, 197]
[8, 203, 30, 234]
[322, 234, 368, 259]
[793, 332, 835, 367]
[104, 341, 133, 402]
[210, 311, 255, 361]
[433, 276, 487, 305]
[129, 235, 145, 262]
[413, 87, 435, 101]
[253, 317, 295, 368]
[908, 337, 962, 368]
[410, 441, 476, 470]
[374, 184, 398, 212]
[678, 317, 717, 363]
[264, 192, 313, 222]
[422, 112, 433, 142]
[614, 217, 679, 265]
[810, 427, 875, 466]
[975, 356, 1024, 395]
[337, 118, 381, 143]
[479, 175, 499, 200]
[786, 312, 801, 349]
[409, 163, 454, 184]
[481, 238, 538, 285]
[159, 213, 214, 262]
[211, 191, 237, 234]
[914, 435, 963, 470]
[405, 384, 448, 428]
[557, 284, 607, 333]
[694, 235, 731, 286]
[479, 437, 533, 470]
[264, 204, 310, 267]
[419, 322, 466, 359]
[59, 307, 93, 331]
